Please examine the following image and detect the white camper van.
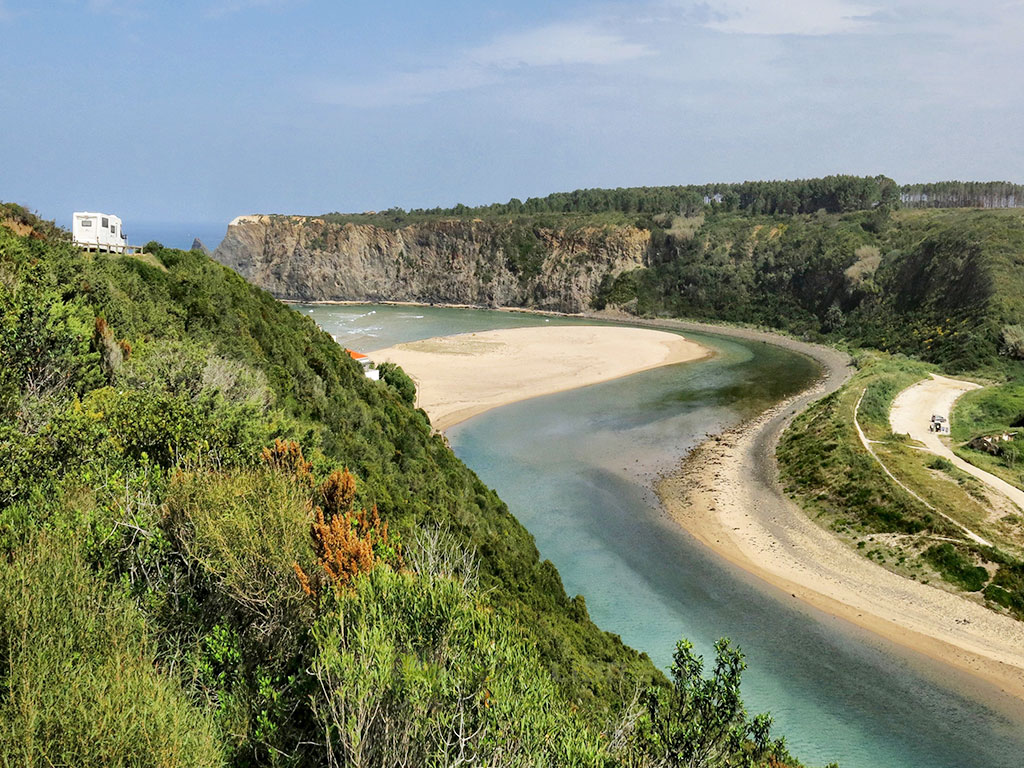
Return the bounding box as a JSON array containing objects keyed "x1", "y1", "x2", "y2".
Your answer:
[{"x1": 73, "y1": 212, "x2": 128, "y2": 252}]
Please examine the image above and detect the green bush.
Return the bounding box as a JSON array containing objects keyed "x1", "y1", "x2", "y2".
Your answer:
[
  {"x1": 377, "y1": 361, "x2": 416, "y2": 406},
  {"x1": 0, "y1": 534, "x2": 223, "y2": 767},
  {"x1": 928, "y1": 456, "x2": 955, "y2": 472},
  {"x1": 310, "y1": 567, "x2": 606, "y2": 767},
  {"x1": 164, "y1": 468, "x2": 316, "y2": 626},
  {"x1": 924, "y1": 543, "x2": 989, "y2": 592}
]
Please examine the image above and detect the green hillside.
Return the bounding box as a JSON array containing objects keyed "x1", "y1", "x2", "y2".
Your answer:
[
  {"x1": 591, "y1": 207, "x2": 1024, "y2": 372},
  {"x1": 0, "y1": 213, "x2": 796, "y2": 766}
]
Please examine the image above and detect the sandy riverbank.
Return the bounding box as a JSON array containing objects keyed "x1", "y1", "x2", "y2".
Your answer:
[
  {"x1": 339, "y1": 300, "x2": 1024, "y2": 702},
  {"x1": 652, "y1": 326, "x2": 1024, "y2": 704},
  {"x1": 370, "y1": 325, "x2": 709, "y2": 431}
]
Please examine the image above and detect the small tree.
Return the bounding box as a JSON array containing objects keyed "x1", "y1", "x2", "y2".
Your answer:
[
  {"x1": 626, "y1": 638, "x2": 787, "y2": 767},
  {"x1": 377, "y1": 362, "x2": 416, "y2": 406}
]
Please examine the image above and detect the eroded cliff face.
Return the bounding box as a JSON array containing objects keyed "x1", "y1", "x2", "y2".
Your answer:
[{"x1": 212, "y1": 215, "x2": 651, "y2": 313}]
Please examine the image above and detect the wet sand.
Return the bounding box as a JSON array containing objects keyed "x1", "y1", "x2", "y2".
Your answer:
[
  {"x1": 646, "y1": 324, "x2": 1024, "y2": 704},
  {"x1": 370, "y1": 325, "x2": 710, "y2": 431}
]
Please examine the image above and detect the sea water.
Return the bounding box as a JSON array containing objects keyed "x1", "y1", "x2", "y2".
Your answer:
[{"x1": 304, "y1": 303, "x2": 1024, "y2": 768}]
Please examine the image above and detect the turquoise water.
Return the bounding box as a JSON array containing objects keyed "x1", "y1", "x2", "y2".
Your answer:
[{"x1": 303, "y1": 304, "x2": 1024, "y2": 768}]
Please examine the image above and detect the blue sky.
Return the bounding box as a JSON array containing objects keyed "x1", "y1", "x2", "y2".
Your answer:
[{"x1": 2, "y1": 0, "x2": 1022, "y2": 229}]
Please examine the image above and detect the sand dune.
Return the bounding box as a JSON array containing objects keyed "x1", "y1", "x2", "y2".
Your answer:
[{"x1": 370, "y1": 325, "x2": 709, "y2": 431}]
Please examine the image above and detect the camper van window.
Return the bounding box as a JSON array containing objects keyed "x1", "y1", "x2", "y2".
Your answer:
[
  {"x1": 81, "y1": 219, "x2": 92, "y2": 227},
  {"x1": 110, "y1": 225, "x2": 116, "y2": 233},
  {"x1": 102, "y1": 217, "x2": 109, "y2": 228}
]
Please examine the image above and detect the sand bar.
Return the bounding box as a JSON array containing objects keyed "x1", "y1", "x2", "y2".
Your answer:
[
  {"x1": 647, "y1": 322, "x2": 1024, "y2": 705},
  {"x1": 370, "y1": 325, "x2": 709, "y2": 431}
]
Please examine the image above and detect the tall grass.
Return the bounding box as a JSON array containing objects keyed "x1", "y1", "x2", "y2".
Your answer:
[{"x1": 0, "y1": 533, "x2": 223, "y2": 767}]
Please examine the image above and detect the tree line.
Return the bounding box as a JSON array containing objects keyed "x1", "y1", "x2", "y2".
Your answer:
[
  {"x1": 327, "y1": 176, "x2": 1024, "y2": 226},
  {"x1": 900, "y1": 181, "x2": 1023, "y2": 209}
]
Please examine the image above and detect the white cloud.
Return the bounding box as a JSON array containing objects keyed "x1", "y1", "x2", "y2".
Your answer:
[
  {"x1": 315, "y1": 21, "x2": 654, "y2": 108},
  {"x1": 467, "y1": 23, "x2": 654, "y2": 68},
  {"x1": 698, "y1": 0, "x2": 878, "y2": 36}
]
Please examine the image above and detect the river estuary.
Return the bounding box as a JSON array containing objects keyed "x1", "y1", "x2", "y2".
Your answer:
[{"x1": 301, "y1": 303, "x2": 1024, "y2": 768}]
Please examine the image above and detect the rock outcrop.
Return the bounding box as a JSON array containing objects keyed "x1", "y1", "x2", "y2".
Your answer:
[{"x1": 212, "y1": 214, "x2": 651, "y2": 313}]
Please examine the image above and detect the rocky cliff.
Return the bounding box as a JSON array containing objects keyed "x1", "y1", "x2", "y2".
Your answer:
[{"x1": 212, "y1": 215, "x2": 651, "y2": 313}]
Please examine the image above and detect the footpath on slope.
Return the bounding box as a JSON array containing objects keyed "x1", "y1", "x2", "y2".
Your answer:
[
  {"x1": 890, "y1": 373, "x2": 1024, "y2": 514},
  {"x1": 854, "y1": 389, "x2": 991, "y2": 546},
  {"x1": 653, "y1": 325, "x2": 1024, "y2": 705}
]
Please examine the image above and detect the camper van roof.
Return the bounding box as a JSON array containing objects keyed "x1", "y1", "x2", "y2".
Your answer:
[{"x1": 74, "y1": 211, "x2": 121, "y2": 220}]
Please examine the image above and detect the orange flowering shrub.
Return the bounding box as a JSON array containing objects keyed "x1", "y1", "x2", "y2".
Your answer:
[
  {"x1": 293, "y1": 468, "x2": 394, "y2": 597},
  {"x1": 319, "y1": 468, "x2": 356, "y2": 519},
  {"x1": 260, "y1": 439, "x2": 314, "y2": 488}
]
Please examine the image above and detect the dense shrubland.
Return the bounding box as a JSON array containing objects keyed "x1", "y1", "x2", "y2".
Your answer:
[
  {"x1": 0, "y1": 218, "x2": 801, "y2": 766},
  {"x1": 591, "y1": 207, "x2": 1024, "y2": 373}
]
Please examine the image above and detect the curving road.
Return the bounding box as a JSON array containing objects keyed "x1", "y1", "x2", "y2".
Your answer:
[{"x1": 890, "y1": 374, "x2": 1024, "y2": 514}]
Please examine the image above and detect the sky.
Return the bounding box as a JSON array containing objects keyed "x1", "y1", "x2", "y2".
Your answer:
[{"x1": 2, "y1": 0, "x2": 1023, "y2": 231}]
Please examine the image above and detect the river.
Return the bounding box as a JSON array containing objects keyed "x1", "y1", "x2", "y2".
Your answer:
[{"x1": 300, "y1": 303, "x2": 1024, "y2": 768}]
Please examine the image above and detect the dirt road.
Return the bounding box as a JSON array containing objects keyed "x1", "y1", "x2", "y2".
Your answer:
[
  {"x1": 890, "y1": 374, "x2": 1024, "y2": 513},
  {"x1": 659, "y1": 345, "x2": 1024, "y2": 703}
]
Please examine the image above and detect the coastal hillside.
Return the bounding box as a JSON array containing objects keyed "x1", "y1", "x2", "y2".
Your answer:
[
  {"x1": 211, "y1": 184, "x2": 1024, "y2": 630},
  {"x1": 0, "y1": 211, "x2": 798, "y2": 766},
  {"x1": 213, "y1": 181, "x2": 1024, "y2": 372}
]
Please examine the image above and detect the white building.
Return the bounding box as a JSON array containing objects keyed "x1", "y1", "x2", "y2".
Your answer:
[
  {"x1": 72, "y1": 212, "x2": 128, "y2": 252},
  {"x1": 348, "y1": 349, "x2": 381, "y2": 380}
]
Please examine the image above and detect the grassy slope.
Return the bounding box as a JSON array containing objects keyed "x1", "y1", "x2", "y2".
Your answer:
[
  {"x1": 0, "y1": 215, "x2": 803, "y2": 766},
  {"x1": 778, "y1": 351, "x2": 1024, "y2": 615}
]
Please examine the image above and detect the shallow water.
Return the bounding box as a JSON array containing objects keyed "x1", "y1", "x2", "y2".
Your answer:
[{"x1": 304, "y1": 303, "x2": 1024, "y2": 768}]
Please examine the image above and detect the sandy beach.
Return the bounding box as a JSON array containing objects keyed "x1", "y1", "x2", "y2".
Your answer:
[
  {"x1": 370, "y1": 325, "x2": 709, "y2": 431},
  {"x1": 368, "y1": 305, "x2": 1024, "y2": 703},
  {"x1": 646, "y1": 322, "x2": 1024, "y2": 705}
]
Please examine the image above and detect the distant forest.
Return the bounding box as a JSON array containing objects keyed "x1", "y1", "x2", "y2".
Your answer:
[
  {"x1": 325, "y1": 176, "x2": 1024, "y2": 222},
  {"x1": 899, "y1": 181, "x2": 1022, "y2": 209}
]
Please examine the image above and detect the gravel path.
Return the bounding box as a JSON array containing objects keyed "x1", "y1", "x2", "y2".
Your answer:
[
  {"x1": 890, "y1": 373, "x2": 1024, "y2": 513},
  {"x1": 655, "y1": 330, "x2": 1024, "y2": 703}
]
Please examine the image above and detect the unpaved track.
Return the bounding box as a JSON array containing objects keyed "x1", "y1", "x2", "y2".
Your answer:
[
  {"x1": 658, "y1": 337, "x2": 1024, "y2": 703},
  {"x1": 856, "y1": 389, "x2": 991, "y2": 546},
  {"x1": 890, "y1": 374, "x2": 1024, "y2": 513}
]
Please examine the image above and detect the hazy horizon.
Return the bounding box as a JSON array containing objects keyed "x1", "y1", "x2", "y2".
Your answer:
[{"x1": 3, "y1": 1, "x2": 1022, "y2": 227}]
